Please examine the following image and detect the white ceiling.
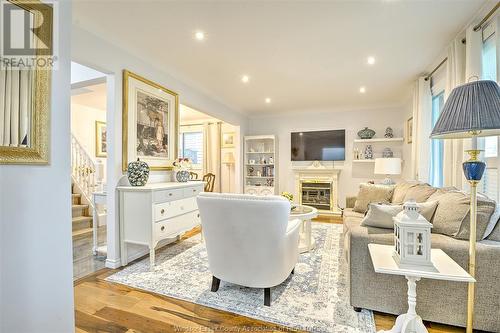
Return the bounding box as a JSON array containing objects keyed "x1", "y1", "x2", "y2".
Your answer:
[
  {"x1": 71, "y1": 83, "x2": 107, "y2": 110},
  {"x1": 73, "y1": 1, "x2": 486, "y2": 115},
  {"x1": 180, "y1": 104, "x2": 220, "y2": 123}
]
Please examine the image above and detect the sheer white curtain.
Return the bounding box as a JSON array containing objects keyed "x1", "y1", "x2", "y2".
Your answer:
[
  {"x1": 203, "y1": 122, "x2": 222, "y2": 192},
  {"x1": 442, "y1": 38, "x2": 466, "y2": 188},
  {"x1": 0, "y1": 66, "x2": 32, "y2": 147},
  {"x1": 410, "y1": 77, "x2": 432, "y2": 182}
]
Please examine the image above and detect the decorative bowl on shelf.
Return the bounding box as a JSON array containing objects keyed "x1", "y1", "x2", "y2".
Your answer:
[{"x1": 357, "y1": 127, "x2": 376, "y2": 139}]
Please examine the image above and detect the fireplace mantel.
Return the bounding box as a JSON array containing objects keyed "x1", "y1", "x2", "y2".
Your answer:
[{"x1": 292, "y1": 162, "x2": 341, "y2": 215}]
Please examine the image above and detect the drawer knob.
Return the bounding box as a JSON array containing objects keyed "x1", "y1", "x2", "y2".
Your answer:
[
  {"x1": 161, "y1": 226, "x2": 165, "y2": 231},
  {"x1": 197, "y1": 213, "x2": 200, "y2": 218},
  {"x1": 169, "y1": 193, "x2": 173, "y2": 196},
  {"x1": 193, "y1": 189, "x2": 196, "y2": 192},
  {"x1": 161, "y1": 209, "x2": 165, "y2": 214}
]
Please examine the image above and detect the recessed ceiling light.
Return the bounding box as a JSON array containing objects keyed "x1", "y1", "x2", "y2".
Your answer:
[
  {"x1": 359, "y1": 86, "x2": 366, "y2": 93},
  {"x1": 194, "y1": 31, "x2": 205, "y2": 41},
  {"x1": 367, "y1": 56, "x2": 376, "y2": 65},
  {"x1": 265, "y1": 97, "x2": 271, "y2": 104},
  {"x1": 241, "y1": 75, "x2": 250, "y2": 83}
]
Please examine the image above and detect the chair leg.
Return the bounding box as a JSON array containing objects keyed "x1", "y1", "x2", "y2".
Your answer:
[
  {"x1": 353, "y1": 307, "x2": 362, "y2": 312},
  {"x1": 211, "y1": 276, "x2": 220, "y2": 292},
  {"x1": 264, "y1": 288, "x2": 271, "y2": 306}
]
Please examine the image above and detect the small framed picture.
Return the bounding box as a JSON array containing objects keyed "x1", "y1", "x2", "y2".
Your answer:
[
  {"x1": 95, "y1": 121, "x2": 107, "y2": 157},
  {"x1": 222, "y1": 132, "x2": 235, "y2": 148},
  {"x1": 406, "y1": 117, "x2": 413, "y2": 144}
]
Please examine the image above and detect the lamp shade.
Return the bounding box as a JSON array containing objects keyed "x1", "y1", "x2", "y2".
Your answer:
[
  {"x1": 430, "y1": 80, "x2": 500, "y2": 139},
  {"x1": 222, "y1": 152, "x2": 235, "y2": 164},
  {"x1": 374, "y1": 158, "x2": 401, "y2": 175}
]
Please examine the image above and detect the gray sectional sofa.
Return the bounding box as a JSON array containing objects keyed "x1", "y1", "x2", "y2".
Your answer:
[{"x1": 343, "y1": 182, "x2": 500, "y2": 332}]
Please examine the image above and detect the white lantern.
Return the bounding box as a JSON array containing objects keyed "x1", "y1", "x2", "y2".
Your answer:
[{"x1": 393, "y1": 200, "x2": 433, "y2": 270}]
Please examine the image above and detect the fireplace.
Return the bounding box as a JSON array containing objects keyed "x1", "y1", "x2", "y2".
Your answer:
[
  {"x1": 300, "y1": 181, "x2": 333, "y2": 211},
  {"x1": 293, "y1": 163, "x2": 341, "y2": 215}
]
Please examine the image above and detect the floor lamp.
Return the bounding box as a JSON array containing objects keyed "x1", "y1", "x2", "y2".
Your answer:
[
  {"x1": 222, "y1": 152, "x2": 235, "y2": 192},
  {"x1": 430, "y1": 80, "x2": 500, "y2": 333}
]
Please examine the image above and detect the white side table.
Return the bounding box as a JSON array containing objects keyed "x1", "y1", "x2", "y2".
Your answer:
[
  {"x1": 368, "y1": 244, "x2": 475, "y2": 333},
  {"x1": 289, "y1": 205, "x2": 318, "y2": 253}
]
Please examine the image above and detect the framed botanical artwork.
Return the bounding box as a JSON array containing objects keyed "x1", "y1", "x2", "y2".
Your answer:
[
  {"x1": 222, "y1": 132, "x2": 236, "y2": 148},
  {"x1": 122, "y1": 70, "x2": 179, "y2": 171},
  {"x1": 406, "y1": 117, "x2": 413, "y2": 144},
  {"x1": 95, "y1": 121, "x2": 107, "y2": 157}
]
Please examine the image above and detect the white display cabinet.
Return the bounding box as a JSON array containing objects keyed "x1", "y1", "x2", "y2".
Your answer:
[{"x1": 244, "y1": 135, "x2": 278, "y2": 195}]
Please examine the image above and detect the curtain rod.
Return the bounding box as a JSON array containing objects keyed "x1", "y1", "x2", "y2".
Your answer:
[
  {"x1": 474, "y1": 2, "x2": 500, "y2": 32},
  {"x1": 424, "y1": 57, "x2": 448, "y2": 81}
]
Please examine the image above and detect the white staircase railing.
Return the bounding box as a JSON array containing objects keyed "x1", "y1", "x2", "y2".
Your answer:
[{"x1": 71, "y1": 133, "x2": 96, "y2": 204}]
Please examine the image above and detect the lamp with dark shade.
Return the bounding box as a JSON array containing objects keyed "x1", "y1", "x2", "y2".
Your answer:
[{"x1": 430, "y1": 79, "x2": 500, "y2": 333}]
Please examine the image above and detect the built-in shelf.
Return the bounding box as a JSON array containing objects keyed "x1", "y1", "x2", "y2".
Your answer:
[
  {"x1": 353, "y1": 137, "x2": 404, "y2": 143},
  {"x1": 246, "y1": 176, "x2": 274, "y2": 179},
  {"x1": 246, "y1": 151, "x2": 275, "y2": 154},
  {"x1": 352, "y1": 159, "x2": 376, "y2": 163},
  {"x1": 246, "y1": 164, "x2": 274, "y2": 166}
]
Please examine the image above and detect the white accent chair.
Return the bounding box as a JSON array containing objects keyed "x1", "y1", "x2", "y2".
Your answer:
[{"x1": 197, "y1": 192, "x2": 301, "y2": 306}]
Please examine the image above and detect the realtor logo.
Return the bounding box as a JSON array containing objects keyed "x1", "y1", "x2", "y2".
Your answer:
[{"x1": 1, "y1": 0, "x2": 57, "y2": 69}]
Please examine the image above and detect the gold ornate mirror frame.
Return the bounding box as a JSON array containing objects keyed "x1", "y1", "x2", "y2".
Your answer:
[{"x1": 0, "y1": 0, "x2": 52, "y2": 164}]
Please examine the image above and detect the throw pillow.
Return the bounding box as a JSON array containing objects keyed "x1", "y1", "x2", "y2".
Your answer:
[
  {"x1": 455, "y1": 193, "x2": 496, "y2": 241},
  {"x1": 486, "y1": 218, "x2": 500, "y2": 241},
  {"x1": 361, "y1": 201, "x2": 439, "y2": 229},
  {"x1": 403, "y1": 183, "x2": 437, "y2": 203},
  {"x1": 361, "y1": 203, "x2": 403, "y2": 229},
  {"x1": 391, "y1": 181, "x2": 418, "y2": 204},
  {"x1": 428, "y1": 190, "x2": 470, "y2": 238},
  {"x1": 353, "y1": 183, "x2": 394, "y2": 214}
]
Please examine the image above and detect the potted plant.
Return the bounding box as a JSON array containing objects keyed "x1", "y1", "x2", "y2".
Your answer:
[
  {"x1": 173, "y1": 157, "x2": 192, "y2": 182},
  {"x1": 281, "y1": 191, "x2": 296, "y2": 210}
]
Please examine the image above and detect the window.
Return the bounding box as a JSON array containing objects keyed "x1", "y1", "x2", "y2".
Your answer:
[
  {"x1": 479, "y1": 24, "x2": 499, "y2": 202},
  {"x1": 179, "y1": 129, "x2": 203, "y2": 169},
  {"x1": 429, "y1": 92, "x2": 444, "y2": 187}
]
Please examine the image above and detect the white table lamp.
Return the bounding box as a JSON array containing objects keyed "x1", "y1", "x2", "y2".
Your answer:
[{"x1": 374, "y1": 158, "x2": 401, "y2": 185}]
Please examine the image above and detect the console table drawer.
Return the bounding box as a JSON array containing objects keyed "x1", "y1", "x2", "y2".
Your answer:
[
  {"x1": 154, "y1": 210, "x2": 200, "y2": 239},
  {"x1": 154, "y1": 197, "x2": 198, "y2": 221},
  {"x1": 154, "y1": 188, "x2": 184, "y2": 203},
  {"x1": 184, "y1": 185, "x2": 203, "y2": 197}
]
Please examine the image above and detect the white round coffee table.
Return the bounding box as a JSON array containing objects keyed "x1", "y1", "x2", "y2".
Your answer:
[{"x1": 289, "y1": 205, "x2": 318, "y2": 253}]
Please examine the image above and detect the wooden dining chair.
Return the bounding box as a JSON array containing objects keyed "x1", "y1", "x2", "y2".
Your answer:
[
  {"x1": 189, "y1": 172, "x2": 198, "y2": 180},
  {"x1": 202, "y1": 173, "x2": 216, "y2": 192}
]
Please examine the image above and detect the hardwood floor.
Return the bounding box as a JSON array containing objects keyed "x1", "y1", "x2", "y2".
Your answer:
[{"x1": 74, "y1": 217, "x2": 467, "y2": 333}]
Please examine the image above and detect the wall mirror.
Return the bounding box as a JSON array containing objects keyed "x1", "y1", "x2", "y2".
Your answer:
[{"x1": 0, "y1": 0, "x2": 52, "y2": 164}]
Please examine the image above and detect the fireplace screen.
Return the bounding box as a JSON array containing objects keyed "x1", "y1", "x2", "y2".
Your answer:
[{"x1": 300, "y1": 182, "x2": 332, "y2": 211}]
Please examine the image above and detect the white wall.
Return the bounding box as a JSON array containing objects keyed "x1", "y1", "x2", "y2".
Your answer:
[
  {"x1": 0, "y1": 1, "x2": 75, "y2": 332},
  {"x1": 72, "y1": 25, "x2": 248, "y2": 267},
  {"x1": 71, "y1": 103, "x2": 107, "y2": 182},
  {"x1": 248, "y1": 107, "x2": 410, "y2": 207}
]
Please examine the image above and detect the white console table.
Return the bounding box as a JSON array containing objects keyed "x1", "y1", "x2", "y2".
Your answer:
[{"x1": 117, "y1": 181, "x2": 204, "y2": 267}]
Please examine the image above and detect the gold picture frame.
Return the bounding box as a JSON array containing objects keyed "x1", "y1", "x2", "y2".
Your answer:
[
  {"x1": 222, "y1": 132, "x2": 236, "y2": 148},
  {"x1": 406, "y1": 117, "x2": 413, "y2": 144},
  {"x1": 95, "y1": 121, "x2": 107, "y2": 157},
  {"x1": 122, "y1": 70, "x2": 179, "y2": 171},
  {"x1": 0, "y1": 0, "x2": 52, "y2": 164}
]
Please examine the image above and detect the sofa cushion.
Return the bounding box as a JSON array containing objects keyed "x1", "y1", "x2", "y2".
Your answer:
[
  {"x1": 391, "y1": 181, "x2": 418, "y2": 204},
  {"x1": 361, "y1": 201, "x2": 439, "y2": 229},
  {"x1": 456, "y1": 194, "x2": 496, "y2": 241},
  {"x1": 353, "y1": 183, "x2": 394, "y2": 214},
  {"x1": 428, "y1": 190, "x2": 470, "y2": 238},
  {"x1": 403, "y1": 183, "x2": 437, "y2": 203}
]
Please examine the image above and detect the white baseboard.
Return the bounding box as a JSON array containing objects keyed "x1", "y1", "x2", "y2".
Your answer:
[{"x1": 105, "y1": 258, "x2": 121, "y2": 269}]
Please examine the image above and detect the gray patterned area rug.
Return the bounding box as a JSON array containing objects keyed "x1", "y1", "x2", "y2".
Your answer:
[{"x1": 107, "y1": 223, "x2": 375, "y2": 333}]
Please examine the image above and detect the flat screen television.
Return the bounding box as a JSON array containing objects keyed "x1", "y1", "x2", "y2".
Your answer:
[{"x1": 291, "y1": 129, "x2": 345, "y2": 161}]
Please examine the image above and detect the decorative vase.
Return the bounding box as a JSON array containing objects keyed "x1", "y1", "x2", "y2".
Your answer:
[
  {"x1": 357, "y1": 127, "x2": 376, "y2": 139},
  {"x1": 364, "y1": 145, "x2": 373, "y2": 159},
  {"x1": 127, "y1": 158, "x2": 149, "y2": 186},
  {"x1": 176, "y1": 170, "x2": 190, "y2": 182},
  {"x1": 384, "y1": 127, "x2": 394, "y2": 138},
  {"x1": 383, "y1": 147, "x2": 394, "y2": 158}
]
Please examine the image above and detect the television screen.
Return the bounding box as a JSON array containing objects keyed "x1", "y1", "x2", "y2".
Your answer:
[{"x1": 291, "y1": 130, "x2": 345, "y2": 161}]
